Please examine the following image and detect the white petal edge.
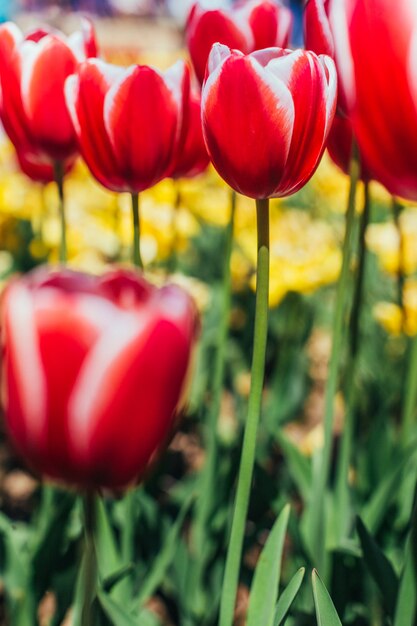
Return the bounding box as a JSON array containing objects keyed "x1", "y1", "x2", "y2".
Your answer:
[
  {"x1": 64, "y1": 74, "x2": 81, "y2": 135},
  {"x1": 201, "y1": 43, "x2": 234, "y2": 111},
  {"x1": 329, "y1": 0, "x2": 355, "y2": 109},
  {"x1": 320, "y1": 54, "x2": 338, "y2": 137},
  {"x1": 4, "y1": 283, "x2": 47, "y2": 448}
]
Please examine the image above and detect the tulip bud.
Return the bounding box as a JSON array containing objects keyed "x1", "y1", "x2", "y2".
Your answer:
[
  {"x1": 1, "y1": 268, "x2": 198, "y2": 490},
  {"x1": 201, "y1": 44, "x2": 337, "y2": 199}
]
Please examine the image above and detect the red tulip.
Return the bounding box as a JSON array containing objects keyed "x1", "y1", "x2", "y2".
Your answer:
[
  {"x1": 170, "y1": 89, "x2": 209, "y2": 179},
  {"x1": 201, "y1": 44, "x2": 337, "y2": 199},
  {"x1": 1, "y1": 268, "x2": 198, "y2": 489},
  {"x1": 186, "y1": 1, "x2": 292, "y2": 84},
  {"x1": 65, "y1": 59, "x2": 190, "y2": 193},
  {"x1": 327, "y1": 115, "x2": 371, "y2": 181},
  {"x1": 329, "y1": 0, "x2": 417, "y2": 201},
  {"x1": 0, "y1": 20, "x2": 97, "y2": 164}
]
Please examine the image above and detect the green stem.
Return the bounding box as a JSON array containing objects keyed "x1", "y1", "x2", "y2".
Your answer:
[
  {"x1": 81, "y1": 492, "x2": 97, "y2": 626},
  {"x1": 131, "y1": 192, "x2": 143, "y2": 269},
  {"x1": 334, "y1": 180, "x2": 371, "y2": 540},
  {"x1": 169, "y1": 182, "x2": 182, "y2": 273},
  {"x1": 309, "y1": 148, "x2": 360, "y2": 574},
  {"x1": 392, "y1": 196, "x2": 405, "y2": 321},
  {"x1": 402, "y1": 337, "x2": 417, "y2": 446},
  {"x1": 219, "y1": 197, "x2": 269, "y2": 626},
  {"x1": 191, "y1": 190, "x2": 236, "y2": 618},
  {"x1": 53, "y1": 161, "x2": 67, "y2": 264}
]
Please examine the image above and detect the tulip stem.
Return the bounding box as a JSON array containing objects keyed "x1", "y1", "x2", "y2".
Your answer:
[
  {"x1": 392, "y1": 196, "x2": 405, "y2": 323},
  {"x1": 219, "y1": 197, "x2": 269, "y2": 626},
  {"x1": 334, "y1": 180, "x2": 371, "y2": 540},
  {"x1": 131, "y1": 192, "x2": 143, "y2": 269},
  {"x1": 81, "y1": 492, "x2": 97, "y2": 626},
  {"x1": 309, "y1": 147, "x2": 360, "y2": 575},
  {"x1": 169, "y1": 182, "x2": 182, "y2": 274},
  {"x1": 53, "y1": 161, "x2": 67, "y2": 264},
  {"x1": 402, "y1": 337, "x2": 417, "y2": 446},
  {"x1": 191, "y1": 189, "x2": 236, "y2": 617}
]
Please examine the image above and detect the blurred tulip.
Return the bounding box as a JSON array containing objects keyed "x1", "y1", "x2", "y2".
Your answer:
[
  {"x1": 15, "y1": 149, "x2": 75, "y2": 184},
  {"x1": 201, "y1": 44, "x2": 337, "y2": 199},
  {"x1": 186, "y1": 0, "x2": 292, "y2": 84},
  {"x1": 170, "y1": 89, "x2": 209, "y2": 179},
  {"x1": 327, "y1": 115, "x2": 371, "y2": 181},
  {"x1": 330, "y1": 0, "x2": 417, "y2": 201},
  {"x1": 65, "y1": 58, "x2": 190, "y2": 193},
  {"x1": 1, "y1": 268, "x2": 198, "y2": 489},
  {"x1": 0, "y1": 20, "x2": 98, "y2": 164}
]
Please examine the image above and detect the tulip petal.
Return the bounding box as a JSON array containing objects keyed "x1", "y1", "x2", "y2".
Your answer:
[
  {"x1": 3, "y1": 283, "x2": 47, "y2": 460},
  {"x1": 65, "y1": 60, "x2": 127, "y2": 191},
  {"x1": 20, "y1": 35, "x2": 78, "y2": 160},
  {"x1": 104, "y1": 65, "x2": 180, "y2": 192},
  {"x1": 304, "y1": 0, "x2": 334, "y2": 57}
]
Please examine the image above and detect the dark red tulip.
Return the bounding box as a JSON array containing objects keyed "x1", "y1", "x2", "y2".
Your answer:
[
  {"x1": 330, "y1": 0, "x2": 417, "y2": 201},
  {"x1": 65, "y1": 59, "x2": 190, "y2": 193},
  {"x1": 170, "y1": 89, "x2": 209, "y2": 179},
  {"x1": 1, "y1": 268, "x2": 198, "y2": 489},
  {"x1": 0, "y1": 20, "x2": 97, "y2": 164},
  {"x1": 327, "y1": 115, "x2": 371, "y2": 181},
  {"x1": 186, "y1": 0, "x2": 292, "y2": 84},
  {"x1": 201, "y1": 44, "x2": 337, "y2": 199}
]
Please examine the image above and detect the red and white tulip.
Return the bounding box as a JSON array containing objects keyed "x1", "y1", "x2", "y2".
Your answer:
[{"x1": 201, "y1": 44, "x2": 337, "y2": 199}]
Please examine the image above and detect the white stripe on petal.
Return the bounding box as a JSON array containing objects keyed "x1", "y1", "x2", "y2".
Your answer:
[
  {"x1": 201, "y1": 43, "x2": 233, "y2": 110},
  {"x1": 5, "y1": 284, "x2": 47, "y2": 447},
  {"x1": 320, "y1": 54, "x2": 338, "y2": 137},
  {"x1": 264, "y1": 48, "x2": 305, "y2": 86},
  {"x1": 67, "y1": 311, "x2": 151, "y2": 459},
  {"x1": 64, "y1": 74, "x2": 81, "y2": 135},
  {"x1": 163, "y1": 60, "x2": 186, "y2": 111},
  {"x1": 67, "y1": 31, "x2": 86, "y2": 63},
  {"x1": 103, "y1": 64, "x2": 136, "y2": 141},
  {"x1": 329, "y1": 0, "x2": 355, "y2": 108},
  {"x1": 20, "y1": 38, "x2": 43, "y2": 117}
]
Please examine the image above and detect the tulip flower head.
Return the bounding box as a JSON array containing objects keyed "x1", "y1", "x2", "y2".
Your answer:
[
  {"x1": 65, "y1": 59, "x2": 190, "y2": 193},
  {"x1": 201, "y1": 44, "x2": 337, "y2": 199},
  {"x1": 330, "y1": 0, "x2": 417, "y2": 201},
  {"x1": 0, "y1": 19, "x2": 97, "y2": 165},
  {"x1": 1, "y1": 268, "x2": 198, "y2": 489},
  {"x1": 186, "y1": 0, "x2": 293, "y2": 84}
]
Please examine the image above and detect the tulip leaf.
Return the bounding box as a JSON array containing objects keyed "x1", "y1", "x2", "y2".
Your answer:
[
  {"x1": 274, "y1": 567, "x2": 305, "y2": 626},
  {"x1": 312, "y1": 570, "x2": 343, "y2": 626},
  {"x1": 361, "y1": 448, "x2": 416, "y2": 534},
  {"x1": 98, "y1": 589, "x2": 161, "y2": 626},
  {"x1": 246, "y1": 504, "x2": 291, "y2": 626},
  {"x1": 275, "y1": 431, "x2": 311, "y2": 502},
  {"x1": 356, "y1": 516, "x2": 398, "y2": 616},
  {"x1": 102, "y1": 563, "x2": 135, "y2": 593},
  {"x1": 393, "y1": 535, "x2": 417, "y2": 626},
  {"x1": 95, "y1": 497, "x2": 122, "y2": 581},
  {"x1": 136, "y1": 493, "x2": 194, "y2": 608}
]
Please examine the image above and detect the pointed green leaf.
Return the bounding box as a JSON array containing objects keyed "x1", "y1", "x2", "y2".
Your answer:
[
  {"x1": 247, "y1": 505, "x2": 291, "y2": 626},
  {"x1": 102, "y1": 563, "x2": 135, "y2": 593},
  {"x1": 98, "y1": 589, "x2": 139, "y2": 626},
  {"x1": 274, "y1": 567, "x2": 305, "y2": 626},
  {"x1": 356, "y1": 516, "x2": 398, "y2": 616},
  {"x1": 95, "y1": 498, "x2": 121, "y2": 580},
  {"x1": 394, "y1": 536, "x2": 417, "y2": 626},
  {"x1": 312, "y1": 570, "x2": 342, "y2": 626},
  {"x1": 275, "y1": 431, "x2": 311, "y2": 502},
  {"x1": 136, "y1": 494, "x2": 194, "y2": 608}
]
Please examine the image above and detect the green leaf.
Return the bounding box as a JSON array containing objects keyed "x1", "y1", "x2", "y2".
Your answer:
[
  {"x1": 247, "y1": 504, "x2": 291, "y2": 626},
  {"x1": 361, "y1": 448, "x2": 416, "y2": 534},
  {"x1": 274, "y1": 567, "x2": 305, "y2": 626},
  {"x1": 102, "y1": 563, "x2": 135, "y2": 593},
  {"x1": 275, "y1": 431, "x2": 311, "y2": 502},
  {"x1": 98, "y1": 589, "x2": 161, "y2": 626},
  {"x1": 356, "y1": 516, "x2": 398, "y2": 616},
  {"x1": 136, "y1": 494, "x2": 193, "y2": 608},
  {"x1": 393, "y1": 536, "x2": 417, "y2": 626},
  {"x1": 312, "y1": 570, "x2": 342, "y2": 626},
  {"x1": 95, "y1": 498, "x2": 122, "y2": 581}
]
